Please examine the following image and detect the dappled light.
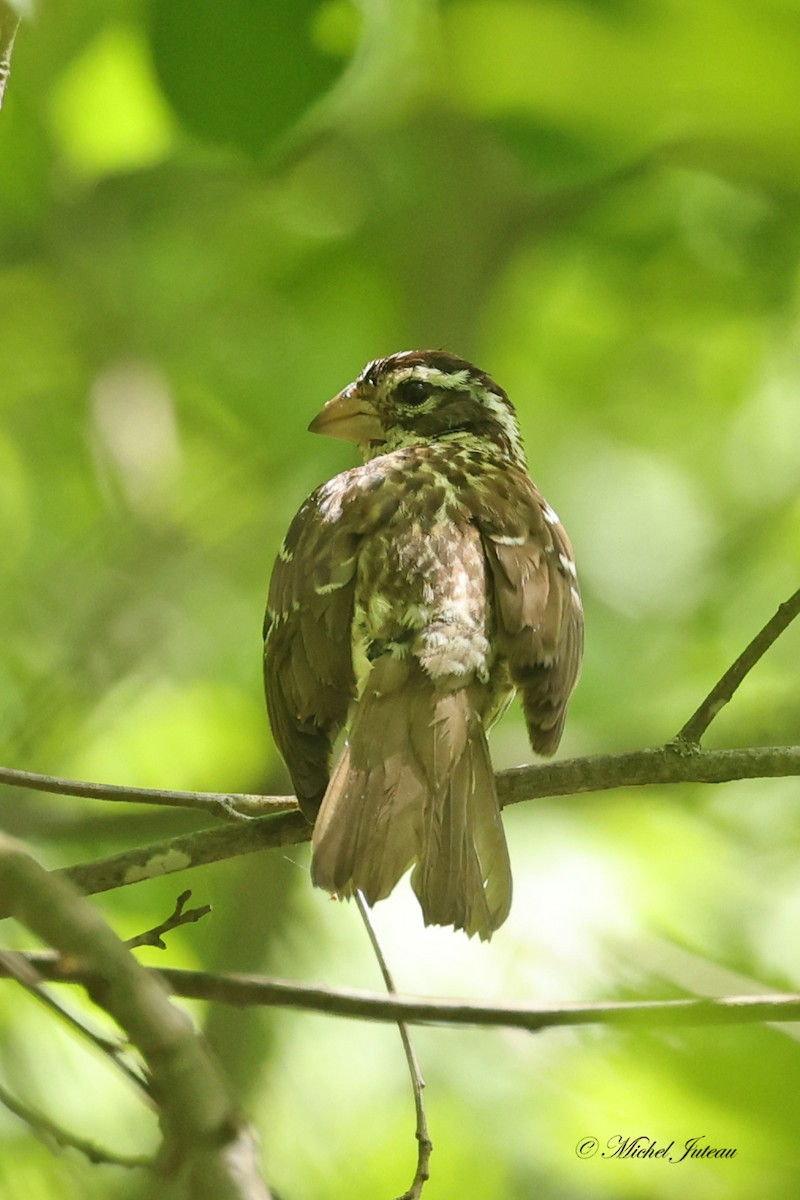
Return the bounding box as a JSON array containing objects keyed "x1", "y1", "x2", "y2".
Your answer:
[{"x1": 1, "y1": 2, "x2": 799, "y2": 1198}]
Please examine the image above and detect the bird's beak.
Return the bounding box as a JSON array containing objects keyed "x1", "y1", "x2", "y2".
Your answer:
[{"x1": 308, "y1": 385, "x2": 384, "y2": 446}]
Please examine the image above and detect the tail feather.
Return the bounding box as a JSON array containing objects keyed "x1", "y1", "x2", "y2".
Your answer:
[
  {"x1": 311, "y1": 656, "x2": 512, "y2": 939},
  {"x1": 411, "y1": 691, "x2": 511, "y2": 939}
]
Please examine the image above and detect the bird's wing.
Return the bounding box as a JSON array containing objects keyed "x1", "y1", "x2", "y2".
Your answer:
[
  {"x1": 264, "y1": 475, "x2": 363, "y2": 817},
  {"x1": 470, "y1": 466, "x2": 584, "y2": 754}
]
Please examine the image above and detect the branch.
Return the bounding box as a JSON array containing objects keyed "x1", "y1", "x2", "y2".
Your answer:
[
  {"x1": 0, "y1": 764, "x2": 292, "y2": 821},
  {"x1": 10, "y1": 954, "x2": 800, "y2": 1032},
  {"x1": 0, "y1": 948, "x2": 150, "y2": 1096},
  {"x1": 0, "y1": 2, "x2": 20, "y2": 111},
  {"x1": 3, "y1": 746, "x2": 799, "y2": 914},
  {"x1": 57, "y1": 808, "x2": 309, "y2": 903},
  {"x1": 0, "y1": 1076, "x2": 150, "y2": 1169},
  {"x1": 126, "y1": 890, "x2": 213, "y2": 950},
  {"x1": 0, "y1": 834, "x2": 272, "y2": 1199},
  {"x1": 356, "y1": 892, "x2": 432, "y2": 1200},
  {"x1": 676, "y1": 585, "x2": 800, "y2": 745},
  {"x1": 0, "y1": 745, "x2": 784, "y2": 912},
  {"x1": 496, "y1": 742, "x2": 800, "y2": 805},
  {"x1": 0, "y1": 588, "x2": 797, "y2": 912}
]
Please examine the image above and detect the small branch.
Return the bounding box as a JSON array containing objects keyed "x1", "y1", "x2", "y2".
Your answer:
[
  {"x1": 0, "y1": 587, "x2": 796, "y2": 914},
  {"x1": 356, "y1": 892, "x2": 432, "y2": 1200},
  {"x1": 0, "y1": 2, "x2": 21, "y2": 111},
  {"x1": 0, "y1": 746, "x2": 792, "y2": 916},
  {"x1": 55, "y1": 808, "x2": 310, "y2": 904},
  {"x1": 126, "y1": 890, "x2": 213, "y2": 950},
  {"x1": 0, "y1": 834, "x2": 272, "y2": 1199},
  {"x1": 0, "y1": 948, "x2": 151, "y2": 1097},
  {"x1": 0, "y1": 763, "x2": 293, "y2": 821},
  {"x1": 495, "y1": 744, "x2": 800, "y2": 807},
  {"x1": 10, "y1": 954, "x2": 800, "y2": 1032},
  {"x1": 0, "y1": 1076, "x2": 150, "y2": 1168},
  {"x1": 0, "y1": 744, "x2": 797, "y2": 834},
  {"x1": 675, "y1": 585, "x2": 800, "y2": 746}
]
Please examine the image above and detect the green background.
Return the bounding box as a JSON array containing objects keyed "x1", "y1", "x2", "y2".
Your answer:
[{"x1": 1, "y1": 1, "x2": 800, "y2": 1197}]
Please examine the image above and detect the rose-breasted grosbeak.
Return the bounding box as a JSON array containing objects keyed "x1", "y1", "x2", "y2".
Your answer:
[{"x1": 264, "y1": 350, "x2": 583, "y2": 939}]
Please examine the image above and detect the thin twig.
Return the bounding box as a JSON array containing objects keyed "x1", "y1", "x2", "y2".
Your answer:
[
  {"x1": 1, "y1": 588, "x2": 798, "y2": 826},
  {"x1": 675, "y1": 585, "x2": 800, "y2": 746},
  {"x1": 126, "y1": 890, "x2": 212, "y2": 950},
  {"x1": 9, "y1": 953, "x2": 800, "y2": 1032},
  {"x1": 0, "y1": 589, "x2": 796, "y2": 915},
  {"x1": 0, "y1": 764, "x2": 293, "y2": 821},
  {"x1": 0, "y1": 949, "x2": 151, "y2": 1098},
  {"x1": 0, "y1": 834, "x2": 271, "y2": 1198},
  {"x1": 0, "y1": 744, "x2": 787, "y2": 914},
  {"x1": 356, "y1": 892, "x2": 432, "y2": 1200},
  {"x1": 0, "y1": 2, "x2": 21, "y2": 111},
  {"x1": 51, "y1": 807, "x2": 309, "y2": 907},
  {"x1": 0, "y1": 1075, "x2": 151, "y2": 1168},
  {"x1": 1, "y1": 743, "x2": 799, "y2": 835}
]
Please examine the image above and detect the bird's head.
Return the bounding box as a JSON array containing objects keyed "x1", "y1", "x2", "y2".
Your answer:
[{"x1": 309, "y1": 350, "x2": 527, "y2": 468}]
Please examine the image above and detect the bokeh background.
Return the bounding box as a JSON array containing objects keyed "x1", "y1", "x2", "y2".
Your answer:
[{"x1": 1, "y1": 1, "x2": 800, "y2": 1197}]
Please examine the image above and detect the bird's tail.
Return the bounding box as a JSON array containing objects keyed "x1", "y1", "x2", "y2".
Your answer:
[{"x1": 310, "y1": 656, "x2": 512, "y2": 940}]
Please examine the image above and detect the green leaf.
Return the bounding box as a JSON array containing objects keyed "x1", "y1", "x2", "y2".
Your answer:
[{"x1": 146, "y1": 0, "x2": 357, "y2": 156}]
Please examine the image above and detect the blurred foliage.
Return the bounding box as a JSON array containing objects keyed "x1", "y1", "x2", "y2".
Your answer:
[{"x1": 0, "y1": 0, "x2": 799, "y2": 1197}]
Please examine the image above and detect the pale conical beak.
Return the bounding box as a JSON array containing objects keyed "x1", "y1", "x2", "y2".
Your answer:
[{"x1": 308, "y1": 385, "x2": 384, "y2": 446}]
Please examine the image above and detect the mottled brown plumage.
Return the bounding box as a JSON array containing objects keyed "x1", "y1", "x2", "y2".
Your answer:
[{"x1": 264, "y1": 350, "x2": 583, "y2": 939}]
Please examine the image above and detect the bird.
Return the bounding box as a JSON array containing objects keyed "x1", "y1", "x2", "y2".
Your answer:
[{"x1": 263, "y1": 350, "x2": 583, "y2": 940}]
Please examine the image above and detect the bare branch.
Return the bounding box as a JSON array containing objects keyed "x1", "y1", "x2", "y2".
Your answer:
[
  {"x1": 497, "y1": 743, "x2": 800, "y2": 806},
  {"x1": 0, "y1": 834, "x2": 272, "y2": 1199},
  {"x1": 0, "y1": 746, "x2": 796, "y2": 916},
  {"x1": 126, "y1": 890, "x2": 213, "y2": 950},
  {"x1": 356, "y1": 892, "x2": 432, "y2": 1200},
  {"x1": 0, "y1": 587, "x2": 797, "y2": 917},
  {"x1": 54, "y1": 808, "x2": 309, "y2": 904},
  {"x1": 10, "y1": 953, "x2": 800, "y2": 1033},
  {"x1": 0, "y1": 2, "x2": 20, "y2": 111},
  {"x1": 0, "y1": 763, "x2": 293, "y2": 821},
  {"x1": 1, "y1": 579, "x2": 798, "y2": 830},
  {"x1": 0, "y1": 948, "x2": 151, "y2": 1096},
  {"x1": 0, "y1": 745, "x2": 786, "y2": 913},
  {"x1": 0, "y1": 1075, "x2": 150, "y2": 1168},
  {"x1": 1, "y1": 744, "x2": 798, "y2": 852},
  {"x1": 675, "y1": 585, "x2": 800, "y2": 745}
]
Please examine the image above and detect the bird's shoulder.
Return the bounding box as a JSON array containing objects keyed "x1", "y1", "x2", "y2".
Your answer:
[{"x1": 264, "y1": 457, "x2": 408, "y2": 636}]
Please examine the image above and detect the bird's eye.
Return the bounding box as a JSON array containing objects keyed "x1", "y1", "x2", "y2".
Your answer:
[{"x1": 394, "y1": 378, "x2": 432, "y2": 408}]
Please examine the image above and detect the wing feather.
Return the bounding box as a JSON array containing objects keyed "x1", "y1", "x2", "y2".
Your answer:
[
  {"x1": 470, "y1": 468, "x2": 584, "y2": 755},
  {"x1": 264, "y1": 483, "x2": 361, "y2": 818}
]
